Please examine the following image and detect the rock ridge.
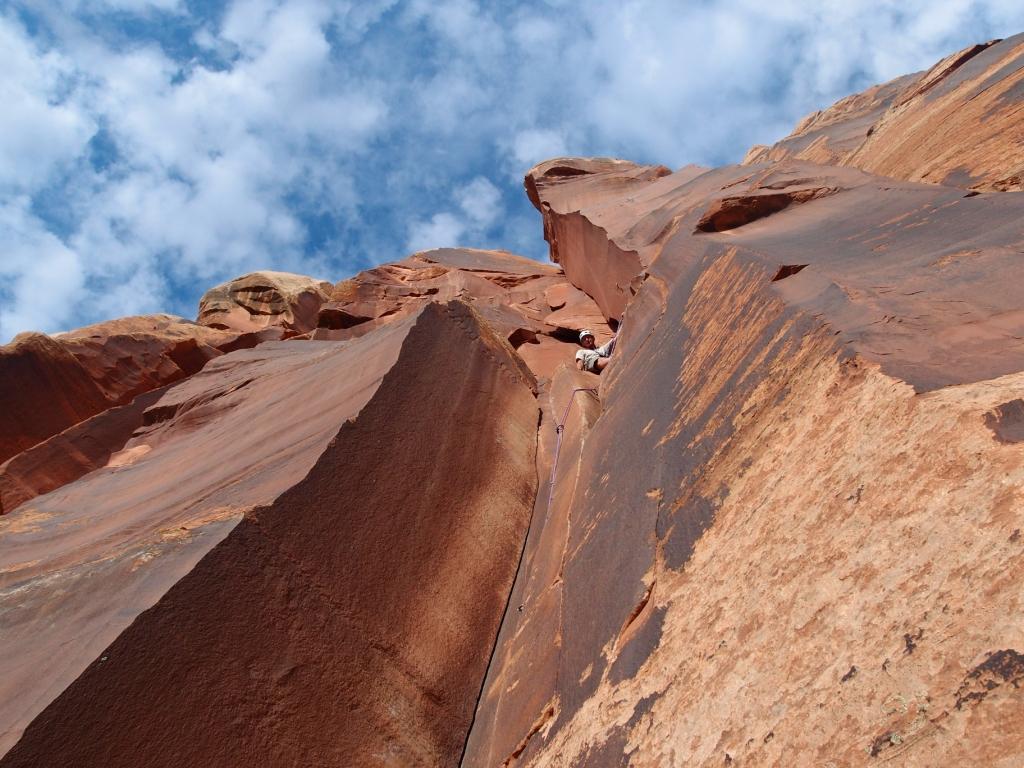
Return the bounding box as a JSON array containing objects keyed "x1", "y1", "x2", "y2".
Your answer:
[{"x1": 0, "y1": 300, "x2": 539, "y2": 767}]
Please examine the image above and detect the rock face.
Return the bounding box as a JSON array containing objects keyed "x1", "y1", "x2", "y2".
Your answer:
[
  {"x1": 0, "y1": 386, "x2": 169, "y2": 514},
  {"x1": 197, "y1": 270, "x2": 333, "y2": 334},
  {"x1": 0, "y1": 314, "x2": 273, "y2": 471},
  {"x1": 316, "y1": 247, "x2": 614, "y2": 378},
  {"x1": 461, "y1": 65, "x2": 1024, "y2": 766},
  {"x1": 2, "y1": 33, "x2": 1024, "y2": 768},
  {"x1": 745, "y1": 33, "x2": 1024, "y2": 191},
  {"x1": 0, "y1": 301, "x2": 538, "y2": 767},
  {"x1": 0, "y1": 332, "x2": 111, "y2": 465}
]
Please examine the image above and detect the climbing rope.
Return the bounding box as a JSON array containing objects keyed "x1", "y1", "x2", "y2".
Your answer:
[{"x1": 546, "y1": 387, "x2": 598, "y2": 514}]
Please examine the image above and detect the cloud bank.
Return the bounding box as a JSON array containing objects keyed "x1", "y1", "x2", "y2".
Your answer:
[{"x1": 2, "y1": 0, "x2": 1023, "y2": 339}]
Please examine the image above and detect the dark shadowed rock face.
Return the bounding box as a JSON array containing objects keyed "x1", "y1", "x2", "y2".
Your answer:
[
  {"x1": 0, "y1": 254, "x2": 596, "y2": 519},
  {"x1": 0, "y1": 314, "x2": 277, "y2": 472},
  {"x1": 0, "y1": 332, "x2": 110, "y2": 465},
  {"x1": 0, "y1": 302, "x2": 539, "y2": 767},
  {"x1": 0, "y1": 386, "x2": 169, "y2": 514}
]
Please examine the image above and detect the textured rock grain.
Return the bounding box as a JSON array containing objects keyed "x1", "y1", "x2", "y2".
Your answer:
[
  {"x1": 469, "y1": 77, "x2": 1024, "y2": 762},
  {"x1": 316, "y1": 247, "x2": 610, "y2": 379}
]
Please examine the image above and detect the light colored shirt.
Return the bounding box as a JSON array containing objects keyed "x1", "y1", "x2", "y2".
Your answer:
[{"x1": 575, "y1": 338, "x2": 614, "y2": 371}]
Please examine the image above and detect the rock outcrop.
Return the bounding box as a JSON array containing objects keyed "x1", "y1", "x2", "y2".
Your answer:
[
  {"x1": 462, "y1": 88, "x2": 1024, "y2": 768},
  {"x1": 2, "y1": 33, "x2": 1024, "y2": 768},
  {"x1": 316, "y1": 247, "x2": 614, "y2": 378},
  {"x1": 0, "y1": 332, "x2": 112, "y2": 464},
  {"x1": 0, "y1": 385, "x2": 169, "y2": 514},
  {"x1": 197, "y1": 271, "x2": 333, "y2": 334},
  {"x1": 0, "y1": 314, "x2": 275, "y2": 470},
  {"x1": 744, "y1": 33, "x2": 1024, "y2": 191}
]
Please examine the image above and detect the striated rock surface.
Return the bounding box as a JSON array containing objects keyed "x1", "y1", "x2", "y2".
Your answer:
[
  {"x1": 57, "y1": 313, "x2": 271, "y2": 404},
  {"x1": 0, "y1": 314, "x2": 277, "y2": 470},
  {"x1": 0, "y1": 301, "x2": 538, "y2": 766},
  {"x1": 466, "y1": 41, "x2": 1024, "y2": 762},
  {"x1": 0, "y1": 333, "x2": 111, "y2": 465},
  {"x1": 525, "y1": 158, "x2": 1024, "y2": 391},
  {"x1": 745, "y1": 34, "x2": 1024, "y2": 191},
  {"x1": 0, "y1": 386, "x2": 169, "y2": 514},
  {"x1": 198, "y1": 270, "x2": 333, "y2": 334}
]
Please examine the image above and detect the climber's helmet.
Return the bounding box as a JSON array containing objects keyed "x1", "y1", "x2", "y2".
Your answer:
[{"x1": 579, "y1": 329, "x2": 596, "y2": 347}]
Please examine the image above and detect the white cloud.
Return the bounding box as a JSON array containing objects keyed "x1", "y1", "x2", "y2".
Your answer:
[
  {"x1": 456, "y1": 176, "x2": 501, "y2": 228},
  {"x1": 512, "y1": 129, "x2": 569, "y2": 168},
  {"x1": 406, "y1": 212, "x2": 466, "y2": 252},
  {"x1": 407, "y1": 175, "x2": 504, "y2": 251},
  {"x1": 3, "y1": 0, "x2": 1024, "y2": 340},
  {"x1": 0, "y1": 197, "x2": 86, "y2": 338},
  {"x1": 0, "y1": 17, "x2": 96, "y2": 192}
]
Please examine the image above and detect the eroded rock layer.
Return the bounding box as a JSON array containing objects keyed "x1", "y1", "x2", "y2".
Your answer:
[
  {"x1": 0, "y1": 314, "x2": 278, "y2": 469},
  {"x1": 316, "y1": 247, "x2": 614, "y2": 375},
  {"x1": 197, "y1": 270, "x2": 333, "y2": 334}
]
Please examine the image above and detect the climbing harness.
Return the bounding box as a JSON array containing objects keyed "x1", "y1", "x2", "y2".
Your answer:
[{"x1": 546, "y1": 387, "x2": 598, "y2": 514}]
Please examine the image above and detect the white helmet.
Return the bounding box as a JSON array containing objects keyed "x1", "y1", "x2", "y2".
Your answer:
[{"x1": 579, "y1": 329, "x2": 595, "y2": 342}]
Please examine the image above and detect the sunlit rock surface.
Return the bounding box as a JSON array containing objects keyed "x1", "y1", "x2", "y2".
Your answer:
[
  {"x1": 197, "y1": 270, "x2": 333, "y2": 334},
  {"x1": 465, "y1": 60, "x2": 1024, "y2": 768},
  {"x1": 316, "y1": 247, "x2": 613, "y2": 378},
  {"x1": 745, "y1": 33, "x2": 1024, "y2": 192}
]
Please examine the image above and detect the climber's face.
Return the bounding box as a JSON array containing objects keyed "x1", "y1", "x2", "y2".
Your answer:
[{"x1": 580, "y1": 335, "x2": 596, "y2": 349}]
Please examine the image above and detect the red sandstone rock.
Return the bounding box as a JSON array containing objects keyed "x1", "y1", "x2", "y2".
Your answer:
[
  {"x1": 0, "y1": 315, "x2": 283, "y2": 510},
  {"x1": 526, "y1": 156, "x2": 1024, "y2": 391},
  {"x1": 5, "y1": 33, "x2": 1024, "y2": 768},
  {"x1": 466, "y1": 37, "x2": 1024, "y2": 764},
  {"x1": 745, "y1": 34, "x2": 1024, "y2": 191},
  {"x1": 0, "y1": 332, "x2": 110, "y2": 464},
  {"x1": 57, "y1": 313, "x2": 264, "y2": 404},
  {"x1": 197, "y1": 270, "x2": 332, "y2": 333},
  {"x1": 468, "y1": 156, "x2": 1024, "y2": 768},
  {"x1": 0, "y1": 386, "x2": 169, "y2": 514},
  {"x1": 315, "y1": 247, "x2": 605, "y2": 379},
  {"x1": 0, "y1": 301, "x2": 538, "y2": 767}
]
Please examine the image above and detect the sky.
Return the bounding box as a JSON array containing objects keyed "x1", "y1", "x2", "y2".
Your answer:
[{"x1": 3, "y1": 0, "x2": 1024, "y2": 341}]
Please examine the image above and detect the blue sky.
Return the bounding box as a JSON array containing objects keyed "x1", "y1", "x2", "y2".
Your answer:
[{"x1": 3, "y1": 0, "x2": 1024, "y2": 341}]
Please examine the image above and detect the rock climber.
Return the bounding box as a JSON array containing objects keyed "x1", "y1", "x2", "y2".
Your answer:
[{"x1": 575, "y1": 329, "x2": 616, "y2": 373}]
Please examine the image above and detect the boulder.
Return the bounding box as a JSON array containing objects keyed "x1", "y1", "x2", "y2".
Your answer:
[{"x1": 197, "y1": 271, "x2": 332, "y2": 334}]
